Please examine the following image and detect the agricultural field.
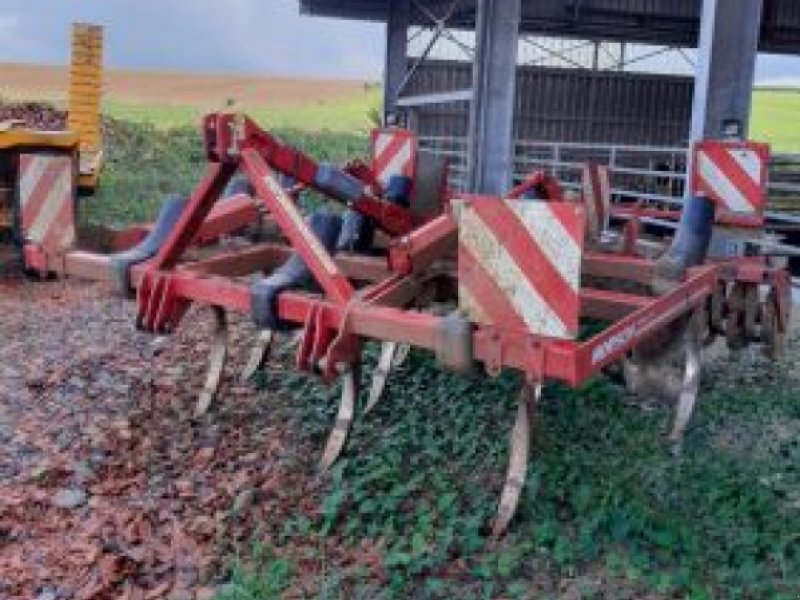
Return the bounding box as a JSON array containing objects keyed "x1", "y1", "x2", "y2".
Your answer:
[
  {"x1": 752, "y1": 89, "x2": 800, "y2": 152},
  {"x1": 0, "y1": 62, "x2": 380, "y2": 133},
  {"x1": 1, "y1": 66, "x2": 800, "y2": 599}
]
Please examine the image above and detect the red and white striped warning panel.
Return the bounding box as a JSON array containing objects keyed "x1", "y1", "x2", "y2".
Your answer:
[
  {"x1": 370, "y1": 128, "x2": 417, "y2": 189},
  {"x1": 692, "y1": 141, "x2": 770, "y2": 226},
  {"x1": 581, "y1": 163, "x2": 611, "y2": 242},
  {"x1": 454, "y1": 198, "x2": 585, "y2": 340},
  {"x1": 19, "y1": 153, "x2": 76, "y2": 254}
]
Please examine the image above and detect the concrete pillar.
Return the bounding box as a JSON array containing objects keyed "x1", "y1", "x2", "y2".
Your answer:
[
  {"x1": 384, "y1": 0, "x2": 410, "y2": 120},
  {"x1": 690, "y1": 0, "x2": 763, "y2": 141},
  {"x1": 467, "y1": 0, "x2": 521, "y2": 194}
]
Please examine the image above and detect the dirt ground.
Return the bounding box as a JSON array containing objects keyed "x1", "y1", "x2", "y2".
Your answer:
[
  {"x1": 0, "y1": 277, "x2": 357, "y2": 599},
  {"x1": 0, "y1": 62, "x2": 368, "y2": 108}
]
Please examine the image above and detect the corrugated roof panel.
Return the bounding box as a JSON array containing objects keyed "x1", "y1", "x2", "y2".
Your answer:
[{"x1": 298, "y1": 0, "x2": 800, "y2": 53}]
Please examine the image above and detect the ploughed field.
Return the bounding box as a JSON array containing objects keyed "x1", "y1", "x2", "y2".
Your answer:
[
  {"x1": 0, "y1": 62, "x2": 368, "y2": 109},
  {"x1": 0, "y1": 63, "x2": 379, "y2": 133}
]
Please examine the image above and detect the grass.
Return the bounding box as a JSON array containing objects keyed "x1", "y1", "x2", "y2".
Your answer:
[
  {"x1": 103, "y1": 87, "x2": 381, "y2": 133},
  {"x1": 78, "y1": 90, "x2": 379, "y2": 226},
  {"x1": 79, "y1": 119, "x2": 368, "y2": 227},
  {"x1": 103, "y1": 88, "x2": 800, "y2": 153},
  {"x1": 751, "y1": 89, "x2": 800, "y2": 153}
]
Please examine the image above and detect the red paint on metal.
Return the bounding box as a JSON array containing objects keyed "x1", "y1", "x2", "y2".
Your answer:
[
  {"x1": 507, "y1": 171, "x2": 563, "y2": 201},
  {"x1": 20, "y1": 159, "x2": 66, "y2": 229},
  {"x1": 370, "y1": 128, "x2": 417, "y2": 188},
  {"x1": 470, "y1": 200, "x2": 579, "y2": 331},
  {"x1": 242, "y1": 149, "x2": 354, "y2": 305},
  {"x1": 388, "y1": 213, "x2": 457, "y2": 275},
  {"x1": 458, "y1": 247, "x2": 528, "y2": 330},
  {"x1": 692, "y1": 140, "x2": 770, "y2": 228}
]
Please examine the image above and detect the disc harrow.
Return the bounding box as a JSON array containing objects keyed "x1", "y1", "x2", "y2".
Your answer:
[{"x1": 23, "y1": 112, "x2": 792, "y2": 535}]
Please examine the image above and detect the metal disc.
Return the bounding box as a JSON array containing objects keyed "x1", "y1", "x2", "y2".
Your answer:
[
  {"x1": 726, "y1": 283, "x2": 746, "y2": 350},
  {"x1": 241, "y1": 329, "x2": 275, "y2": 381},
  {"x1": 709, "y1": 281, "x2": 726, "y2": 335},
  {"x1": 364, "y1": 341, "x2": 398, "y2": 414},
  {"x1": 743, "y1": 283, "x2": 760, "y2": 343},
  {"x1": 492, "y1": 383, "x2": 540, "y2": 537},
  {"x1": 320, "y1": 364, "x2": 360, "y2": 472},
  {"x1": 622, "y1": 321, "x2": 686, "y2": 400},
  {"x1": 195, "y1": 306, "x2": 228, "y2": 418},
  {"x1": 762, "y1": 290, "x2": 787, "y2": 360}
]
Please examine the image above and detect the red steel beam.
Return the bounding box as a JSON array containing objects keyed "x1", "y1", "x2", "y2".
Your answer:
[
  {"x1": 180, "y1": 242, "x2": 391, "y2": 282},
  {"x1": 583, "y1": 252, "x2": 655, "y2": 284},
  {"x1": 388, "y1": 213, "x2": 457, "y2": 274},
  {"x1": 576, "y1": 265, "x2": 717, "y2": 378},
  {"x1": 150, "y1": 162, "x2": 236, "y2": 270},
  {"x1": 193, "y1": 194, "x2": 261, "y2": 245},
  {"x1": 580, "y1": 288, "x2": 651, "y2": 321},
  {"x1": 242, "y1": 149, "x2": 354, "y2": 304},
  {"x1": 123, "y1": 261, "x2": 714, "y2": 389}
]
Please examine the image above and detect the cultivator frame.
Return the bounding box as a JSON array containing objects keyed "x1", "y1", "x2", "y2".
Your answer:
[
  {"x1": 38, "y1": 112, "x2": 740, "y2": 534},
  {"x1": 600, "y1": 139, "x2": 794, "y2": 359}
]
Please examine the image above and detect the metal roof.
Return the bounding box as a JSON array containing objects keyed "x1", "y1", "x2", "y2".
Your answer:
[{"x1": 298, "y1": 0, "x2": 800, "y2": 54}]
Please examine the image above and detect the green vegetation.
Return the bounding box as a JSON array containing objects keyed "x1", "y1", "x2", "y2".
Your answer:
[
  {"x1": 81, "y1": 119, "x2": 367, "y2": 226},
  {"x1": 81, "y1": 90, "x2": 380, "y2": 226},
  {"x1": 219, "y1": 343, "x2": 800, "y2": 599},
  {"x1": 105, "y1": 87, "x2": 800, "y2": 151},
  {"x1": 751, "y1": 89, "x2": 800, "y2": 152},
  {"x1": 104, "y1": 88, "x2": 381, "y2": 133},
  {"x1": 82, "y1": 87, "x2": 800, "y2": 230}
]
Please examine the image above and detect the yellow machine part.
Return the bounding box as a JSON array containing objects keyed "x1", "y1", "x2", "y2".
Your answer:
[
  {"x1": 0, "y1": 21, "x2": 103, "y2": 254},
  {"x1": 68, "y1": 23, "x2": 104, "y2": 190},
  {"x1": 0, "y1": 129, "x2": 79, "y2": 151}
]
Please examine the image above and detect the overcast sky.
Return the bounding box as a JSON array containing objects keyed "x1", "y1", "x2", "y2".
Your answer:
[
  {"x1": 0, "y1": 0, "x2": 798, "y2": 84},
  {"x1": 0, "y1": 0, "x2": 385, "y2": 79}
]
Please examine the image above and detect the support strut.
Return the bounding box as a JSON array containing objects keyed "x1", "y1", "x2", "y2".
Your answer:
[
  {"x1": 365, "y1": 341, "x2": 400, "y2": 414},
  {"x1": 623, "y1": 314, "x2": 703, "y2": 441},
  {"x1": 670, "y1": 315, "x2": 702, "y2": 441},
  {"x1": 242, "y1": 329, "x2": 275, "y2": 381},
  {"x1": 320, "y1": 363, "x2": 361, "y2": 471},
  {"x1": 492, "y1": 382, "x2": 541, "y2": 536},
  {"x1": 195, "y1": 306, "x2": 229, "y2": 417}
]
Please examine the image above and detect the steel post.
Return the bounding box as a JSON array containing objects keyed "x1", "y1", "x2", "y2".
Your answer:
[
  {"x1": 690, "y1": 0, "x2": 764, "y2": 142},
  {"x1": 384, "y1": 0, "x2": 411, "y2": 121},
  {"x1": 467, "y1": 0, "x2": 521, "y2": 195}
]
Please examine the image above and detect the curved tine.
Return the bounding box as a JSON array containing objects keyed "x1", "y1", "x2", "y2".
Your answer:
[
  {"x1": 286, "y1": 331, "x2": 304, "y2": 352},
  {"x1": 195, "y1": 307, "x2": 229, "y2": 418},
  {"x1": 320, "y1": 364, "x2": 360, "y2": 472},
  {"x1": 669, "y1": 317, "x2": 702, "y2": 442},
  {"x1": 492, "y1": 383, "x2": 541, "y2": 537},
  {"x1": 241, "y1": 329, "x2": 275, "y2": 381},
  {"x1": 391, "y1": 343, "x2": 412, "y2": 369},
  {"x1": 364, "y1": 341, "x2": 399, "y2": 415}
]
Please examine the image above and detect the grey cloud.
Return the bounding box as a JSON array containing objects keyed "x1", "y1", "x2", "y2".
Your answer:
[
  {"x1": 1, "y1": 1, "x2": 798, "y2": 84},
  {"x1": 0, "y1": 0, "x2": 384, "y2": 78}
]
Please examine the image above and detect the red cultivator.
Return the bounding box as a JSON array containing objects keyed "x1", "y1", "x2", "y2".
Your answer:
[
  {"x1": 23, "y1": 113, "x2": 789, "y2": 534},
  {"x1": 580, "y1": 140, "x2": 793, "y2": 361}
]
